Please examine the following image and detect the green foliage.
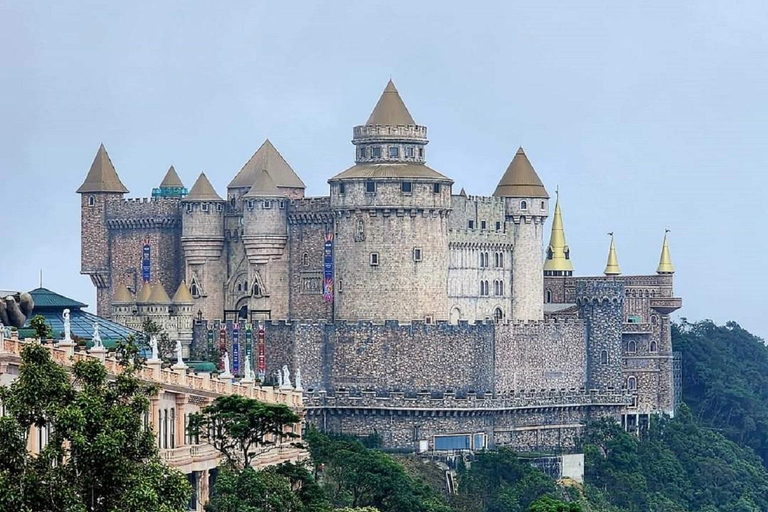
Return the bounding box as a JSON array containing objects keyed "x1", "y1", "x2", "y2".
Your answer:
[
  {"x1": 580, "y1": 411, "x2": 768, "y2": 512},
  {"x1": 672, "y1": 319, "x2": 768, "y2": 465},
  {"x1": 142, "y1": 318, "x2": 175, "y2": 361},
  {"x1": 0, "y1": 343, "x2": 191, "y2": 512},
  {"x1": 29, "y1": 314, "x2": 52, "y2": 340},
  {"x1": 187, "y1": 394, "x2": 301, "y2": 471},
  {"x1": 526, "y1": 496, "x2": 583, "y2": 512}
]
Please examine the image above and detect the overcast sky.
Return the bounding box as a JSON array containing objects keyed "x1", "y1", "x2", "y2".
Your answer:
[{"x1": 1, "y1": 1, "x2": 765, "y2": 339}]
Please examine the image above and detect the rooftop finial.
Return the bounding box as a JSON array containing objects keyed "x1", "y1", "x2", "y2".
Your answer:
[
  {"x1": 604, "y1": 232, "x2": 621, "y2": 276},
  {"x1": 656, "y1": 229, "x2": 675, "y2": 274}
]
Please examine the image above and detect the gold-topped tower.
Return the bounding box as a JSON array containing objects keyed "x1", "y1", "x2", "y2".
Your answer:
[
  {"x1": 656, "y1": 229, "x2": 675, "y2": 274},
  {"x1": 604, "y1": 233, "x2": 621, "y2": 276},
  {"x1": 543, "y1": 189, "x2": 573, "y2": 276}
]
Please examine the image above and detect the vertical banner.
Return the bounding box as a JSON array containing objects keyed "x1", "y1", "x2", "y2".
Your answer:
[
  {"x1": 245, "y1": 324, "x2": 253, "y2": 362},
  {"x1": 232, "y1": 323, "x2": 240, "y2": 375},
  {"x1": 207, "y1": 328, "x2": 214, "y2": 360},
  {"x1": 141, "y1": 238, "x2": 151, "y2": 282},
  {"x1": 218, "y1": 325, "x2": 227, "y2": 371},
  {"x1": 257, "y1": 323, "x2": 266, "y2": 382},
  {"x1": 323, "y1": 232, "x2": 334, "y2": 303}
]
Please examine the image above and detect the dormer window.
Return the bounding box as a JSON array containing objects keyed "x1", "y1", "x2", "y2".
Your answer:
[
  {"x1": 366, "y1": 181, "x2": 376, "y2": 194},
  {"x1": 401, "y1": 181, "x2": 412, "y2": 193},
  {"x1": 389, "y1": 146, "x2": 399, "y2": 158},
  {"x1": 372, "y1": 146, "x2": 382, "y2": 158}
]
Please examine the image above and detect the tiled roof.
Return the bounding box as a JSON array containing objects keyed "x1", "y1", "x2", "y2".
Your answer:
[{"x1": 28, "y1": 287, "x2": 88, "y2": 309}]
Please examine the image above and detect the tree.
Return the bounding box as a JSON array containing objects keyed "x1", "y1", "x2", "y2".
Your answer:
[
  {"x1": 187, "y1": 394, "x2": 301, "y2": 471},
  {"x1": 29, "y1": 314, "x2": 52, "y2": 341},
  {"x1": 142, "y1": 318, "x2": 175, "y2": 361},
  {"x1": 0, "y1": 342, "x2": 191, "y2": 512},
  {"x1": 527, "y1": 496, "x2": 583, "y2": 512}
]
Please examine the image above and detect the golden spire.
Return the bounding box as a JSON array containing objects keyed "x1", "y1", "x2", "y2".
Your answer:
[
  {"x1": 656, "y1": 229, "x2": 675, "y2": 274},
  {"x1": 604, "y1": 232, "x2": 621, "y2": 276},
  {"x1": 543, "y1": 188, "x2": 574, "y2": 276}
]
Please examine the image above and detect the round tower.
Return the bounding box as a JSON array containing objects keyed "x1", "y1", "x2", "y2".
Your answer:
[
  {"x1": 494, "y1": 147, "x2": 549, "y2": 322},
  {"x1": 181, "y1": 172, "x2": 226, "y2": 320},
  {"x1": 577, "y1": 280, "x2": 624, "y2": 390},
  {"x1": 241, "y1": 169, "x2": 290, "y2": 319},
  {"x1": 111, "y1": 284, "x2": 135, "y2": 326},
  {"x1": 329, "y1": 80, "x2": 452, "y2": 322}
]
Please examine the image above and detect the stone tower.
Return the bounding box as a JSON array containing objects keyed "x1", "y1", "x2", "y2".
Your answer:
[
  {"x1": 577, "y1": 280, "x2": 625, "y2": 390},
  {"x1": 329, "y1": 80, "x2": 453, "y2": 321},
  {"x1": 77, "y1": 144, "x2": 130, "y2": 317},
  {"x1": 181, "y1": 173, "x2": 226, "y2": 320},
  {"x1": 242, "y1": 170, "x2": 290, "y2": 319},
  {"x1": 493, "y1": 148, "x2": 549, "y2": 321}
]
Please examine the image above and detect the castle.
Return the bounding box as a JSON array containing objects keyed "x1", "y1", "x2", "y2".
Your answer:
[{"x1": 78, "y1": 80, "x2": 681, "y2": 451}]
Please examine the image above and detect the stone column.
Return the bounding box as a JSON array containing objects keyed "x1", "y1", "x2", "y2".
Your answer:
[
  {"x1": 199, "y1": 469, "x2": 210, "y2": 509},
  {"x1": 175, "y1": 393, "x2": 188, "y2": 447}
]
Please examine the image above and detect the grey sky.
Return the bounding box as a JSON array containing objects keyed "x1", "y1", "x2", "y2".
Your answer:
[{"x1": 1, "y1": 1, "x2": 765, "y2": 339}]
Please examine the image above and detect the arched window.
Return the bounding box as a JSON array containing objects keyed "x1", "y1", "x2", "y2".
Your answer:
[
  {"x1": 650, "y1": 341, "x2": 658, "y2": 352},
  {"x1": 600, "y1": 350, "x2": 608, "y2": 364},
  {"x1": 494, "y1": 308, "x2": 503, "y2": 323},
  {"x1": 88, "y1": 196, "x2": 95, "y2": 206},
  {"x1": 627, "y1": 340, "x2": 637, "y2": 353},
  {"x1": 253, "y1": 283, "x2": 261, "y2": 297},
  {"x1": 237, "y1": 283, "x2": 242, "y2": 292},
  {"x1": 520, "y1": 200, "x2": 528, "y2": 210},
  {"x1": 541, "y1": 201, "x2": 545, "y2": 209},
  {"x1": 303, "y1": 253, "x2": 309, "y2": 266},
  {"x1": 545, "y1": 290, "x2": 552, "y2": 303},
  {"x1": 190, "y1": 283, "x2": 199, "y2": 298},
  {"x1": 627, "y1": 376, "x2": 637, "y2": 391},
  {"x1": 546, "y1": 247, "x2": 553, "y2": 260}
]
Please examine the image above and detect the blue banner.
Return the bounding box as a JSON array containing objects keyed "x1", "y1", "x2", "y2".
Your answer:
[
  {"x1": 141, "y1": 243, "x2": 151, "y2": 282},
  {"x1": 232, "y1": 324, "x2": 240, "y2": 374},
  {"x1": 323, "y1": 232, "x2": 334, "y2": 303},
  {"x1": 245, "y1": 325, "x2": 253, "y2": 360}
]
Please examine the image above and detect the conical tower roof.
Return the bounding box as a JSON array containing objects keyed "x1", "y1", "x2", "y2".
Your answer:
[
  {"x1": 493, "y1": 147, "x2": 549, "y2": 198},
  {"x1": 148, "y1": 282, "x2": 171, "y2": 304},
  {"x1": 184, "y1": 173, "x2": 224, "y2": 202},
  {"x1": 604, "y1": 233, "x2": 622, "y2": 276},
  {"x1": 172, "y1": 281, "x2": 195, "y2": 304},
  {"x1": 366, "y1": 80, "x2": 416, "y2": 126},
  {"x1": 543, "y1": 191, "x2": 574, "y2": 274},
  {"x1": 228, "y1": 140, "x2": 305, "y2": 190},
  {"x1": 245, "y1": 169, "x2": 282, "y2": 197},
  {"x1": 656, "y1": 230, "x2": 675, "y2": 274},
  {"x1": 136, "y1": 282, "x2": 153, "y2": 303},
  {"x1": 76, "y1": 144, "x2": 129, "y2": 194},
  {"x1": 113, "y1": 284, "x2": 134, "y2": 304},
  {"x1": 159, "y1": 165, "x2": 184, "y2": 188}
]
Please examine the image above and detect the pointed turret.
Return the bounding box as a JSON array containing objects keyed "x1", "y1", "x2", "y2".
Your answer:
[
  {"x1": 172, "y1": 281, "x2": 194, "y2": 304},
  {"x1": 228, "y1": 140, "x2": 305, "y2": 193},
  {"x1": 77, "y1": 144, "x2": 129, "y2": 194},
  {"x1": 184, "y1": 173, "x2": 224, "y2": 202},
  {"x1": 366, "y1": 80, "x2": 416, "y2": 126},
  {"x1": 544, "y1": 190, "x2": 574, "y2": 276},
  {"x1": 148, "y1": 282, "x2": 172, "y2": 304},
  {"x1": 245, "y1": 170, "x2": 281, "y2": 197},
  {"x1": 136, "y1": 282, "x2": 153, "y2": 303},
  {"x1": 604, "y1": 233, "x2": 622, "y2": 276},
  {"x1": 113, "y1": 284, "x2": 134, "y2": 304},
  {"x1": 160, "y1": 166, "x2": 184, "y2": 188},
  {"x1": 656, "y1": 230, "x2": 675, "y2": 274},
  {"x1": 493, "y1": 147, "x2": 549, "y2": 198}
]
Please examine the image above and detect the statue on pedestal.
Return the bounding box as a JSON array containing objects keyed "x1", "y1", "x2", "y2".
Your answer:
[
  {"x1": 295, "y1": 367, "x2": 302, "y2": 391},
  {"x1": 149, "y1": 335, "x2": 159, "y2": 361},
  {"x1": 62, "y1": 309, "x2": 72, "y2": 343},
  {"x1": 281, "y1": 365, "x2": 291, "y2": 388},
  {"x1": 92, "y1": 322, "x2": 102, "y2": 348}
]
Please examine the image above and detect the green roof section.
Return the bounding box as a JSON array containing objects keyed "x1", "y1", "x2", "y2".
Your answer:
[{"x1": 28, "y1": 287, "x2": 88, "y2": 309}]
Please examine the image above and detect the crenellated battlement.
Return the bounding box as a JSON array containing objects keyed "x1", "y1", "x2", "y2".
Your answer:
[{"x1": 304, "y1": 387, "x2": 633, "y2": 411}]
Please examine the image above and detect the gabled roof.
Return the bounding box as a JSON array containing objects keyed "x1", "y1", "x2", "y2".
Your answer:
[
  {"x1": 228, "y1": 140, "x2": 305, "y2": 190},
  {"x1": 365, "y1": 80, "x2": 416, "y2": 126},
  {"x1": 147, "y1": 282, "x2": 172, "y2": 304},
  {"x1": 28, "y1": 287, "x2": 87, "y2": 309},
  {"x1": 159, "y1": 165, "x2": 184, "y2": 188},
  {"x1": 76, "y1": 144, "x2": 130, "y2": 194},
  {"x1": 184, "y1": 173, "x2": 224, "y2": 202},
  {"x1": 329, "y1": 163, "x2": 452, "y2": 182},
  {"x1": 244, "y1": 170, "x2": 282, "y2": 197},
  {"x1": 493, "y1": 147, "x2": 549, "y2": 198},
  {"x1": 172, "y1": 281, "x2": 194, "y2": 304}
]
